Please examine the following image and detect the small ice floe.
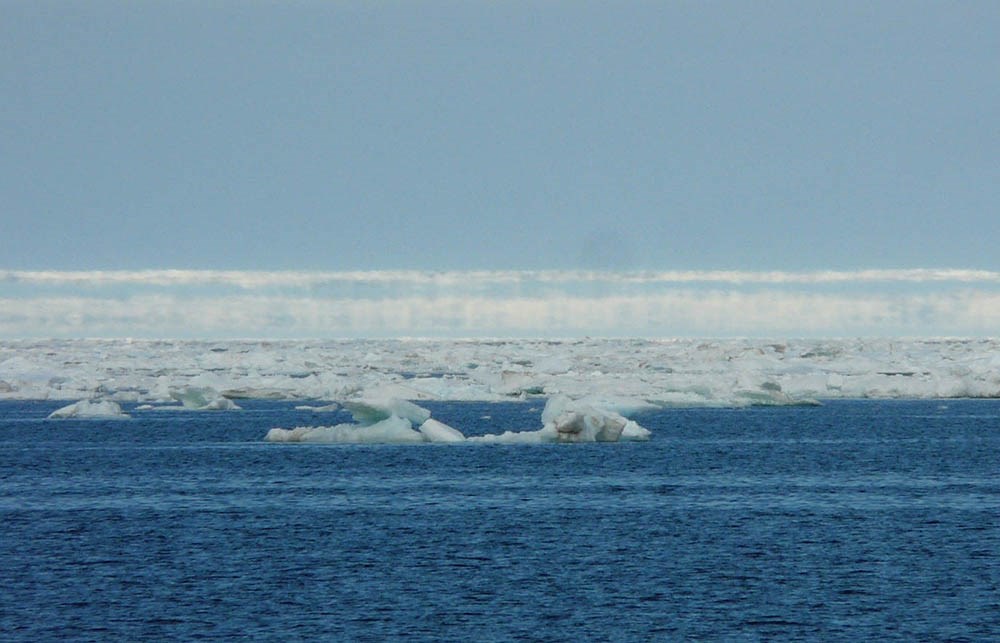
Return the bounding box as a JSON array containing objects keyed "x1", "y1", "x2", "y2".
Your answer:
[
  {"x1": 469, "y1": 396, "x2": 651, "y2": 444},
  {"x1": 265, "y1": 395, "x2": 652, "y2": 446},
  {"x1": 294, "y1": 403, "x2": 340, "y2": 412},
  {"x1": 266, "y1": 397, "x2": 458, "y2": 444},
  {"x1": 48, "y1": 399, "x2": 130, "y2": 419},
  {"x1": 266, "y1": 415, "x2": 427, "y2": 444}
]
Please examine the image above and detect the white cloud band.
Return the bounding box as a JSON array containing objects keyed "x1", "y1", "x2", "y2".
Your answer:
[{"x1": 4, "y1": 268, "x2": 1000, "y2": 289}]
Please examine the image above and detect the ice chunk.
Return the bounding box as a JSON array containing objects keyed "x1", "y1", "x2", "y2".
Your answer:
[
  {"x1": 342, "y1": 398, "x2": 431, "y2": 426},
  {"x1": 551, "y1": 408, "x2": 625, "y2": 442},
  {"x1": 266, "y1": 398, "x2": 439, "y2": 444},
  {"x1": 418, "y1": 418, "x2": 466, "y2": 443},
  {"x1": 539, "y1": 395, "x2": 573, "y2": 425},
  {"x1": 294, "y1": 403, "x2": 340, "y2": 412},
  {"x1": 466, "y1": 425, "x2": 559, "y2": 444},
  {"x1": 469, "y1": 396, "x2": 649, "y2": 444},
  {"x1": 169, "y1": 386, "x2": 241, "y2": 410},
  {"x1": 265, "y1": 415, "x2": 424, "y2": 444},
  {"x1": 539, "y1": 395, "x2": 632, "y2": 442},
  {"x1": 48, "y1": 399, "x2": 129, "y2": 419},
  {"x1": 621, "y1": 420, "x2": 652, "y2": 441}
]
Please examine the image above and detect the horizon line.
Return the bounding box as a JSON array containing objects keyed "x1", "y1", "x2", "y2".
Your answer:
[{"x1": 4, "y1": 267, "x2": 1000, "y2": 288}]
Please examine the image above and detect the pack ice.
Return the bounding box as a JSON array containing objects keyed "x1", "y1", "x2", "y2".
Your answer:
[{"x1": 2, "y1": 338, "x2": 999, "y2": 409}]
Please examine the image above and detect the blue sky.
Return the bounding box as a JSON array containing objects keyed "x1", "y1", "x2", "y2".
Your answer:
[
  {"x1": 4, "y1": 1, "x2": 998, "y2": 271},
  {"x1": 2, "y1": 2, "x2": 998, "y2": 338}
]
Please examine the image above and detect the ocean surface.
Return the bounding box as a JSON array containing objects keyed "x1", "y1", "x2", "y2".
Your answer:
[{"x1": 1, "y1": 399, "x2": 998, "y2": 641}]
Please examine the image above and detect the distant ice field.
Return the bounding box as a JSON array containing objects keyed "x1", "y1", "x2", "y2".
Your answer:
[
  {"x1": 3, "y1": 269, "x2": 1000, "y2": 337},
  {"x1": 2, "y1": 337, "x2": 999, "y2": 409}
]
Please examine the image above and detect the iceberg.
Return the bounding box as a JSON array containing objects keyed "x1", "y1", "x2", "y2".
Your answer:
[{"x1": 48, "y1": 399, "x2": 130, "y2": 419}]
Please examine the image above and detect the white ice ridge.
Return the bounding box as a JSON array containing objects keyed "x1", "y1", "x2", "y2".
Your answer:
[
  {"x1": 3, "y1": 338, "x2": 1000, "y2": 405},
  {"x1": 264, "y1": 396, "x2": 651, "y2": 445}
]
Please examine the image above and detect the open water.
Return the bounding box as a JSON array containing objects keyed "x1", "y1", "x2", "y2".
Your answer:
[{"x1": 1, "y1": 399, "x2": 998, "y2": 641}]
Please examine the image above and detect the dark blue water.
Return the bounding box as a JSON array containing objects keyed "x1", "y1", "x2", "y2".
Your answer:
[{"x1": 1, "y1": 400, "x2": 998, "y2": 641}]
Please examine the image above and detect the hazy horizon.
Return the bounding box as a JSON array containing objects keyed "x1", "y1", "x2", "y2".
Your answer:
[
  {"x1": 2, "y1": 267, "x2": 998, "y2": 339},
  {"x1": 3, "y1": 3, "x2": 997, "y2": 338}
]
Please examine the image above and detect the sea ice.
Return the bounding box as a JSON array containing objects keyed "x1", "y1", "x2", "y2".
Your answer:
[
  {"x1": 266, "y1": 415, "x2": 425, "y2": 444},
  {"x1": 621, "y1": 420, "x2": 652, "y2": 441},
  {"x1": 342, "y1": 398, "x2": 431, "y2": 426},
  {"x1": 48, "y1": 399, "x2": 130, "y2": 419},
  {"x1": 465, "y1": 427, "x2": 557, "y2": 444},
  {"x1": 169, "y1": 386, "x2": 241, "y2": 411},
  {"x1": 418, "y1": 418, "x2": 466, "y2": 443},
  {"x1": 4, "y1": 338, "x2": 1000, "y2": 406},
  {"x1": 468, "y1": 396, "x2": 650, "y2": 444},
  {"x1": 294, "y1": 403, "x2": 340, "y2": 412},
  {"x1": 265, "y1": 395, "x2": 649, "y2": 445}
]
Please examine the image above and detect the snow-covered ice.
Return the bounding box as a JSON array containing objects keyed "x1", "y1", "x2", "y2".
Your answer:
[
  {"x1": 418, "y1": 418, "x2": 467, "y2": 443},
  {"x1": 466, "y1": 396, "x2": 652, "y2": 444},
  {"x1": 294, "y1": 403, "x2": 340, "y2": 412},
  {"x1": 266, "y1": 397, "x2": 462, "y2": 444},
  {"x1": 265, "y1": 396, "x2": 651, "y2": 445},
  {"x1": 265, "y1": 415, "x2": 426, "y2": 444},
  {"x1": 48, "y1": 399, "x2": 129, "y2": 419},
  {"x1": 2, "y1": 338, "x2": 998, "y2": 408}
]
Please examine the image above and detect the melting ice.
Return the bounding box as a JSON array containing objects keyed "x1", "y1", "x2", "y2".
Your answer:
[
  {"x1": 3, "y1": 338, "x2": 1000, "y2": 436},
  {"x1": 48, "y1": 399, "x2": 129, "y2": 419},
  {"x1": 265, "y1": 396, "x2": 652, "y2": 445}
]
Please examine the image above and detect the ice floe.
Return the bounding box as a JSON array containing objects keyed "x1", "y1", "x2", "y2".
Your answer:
[
  {"x1": 168, "y1": 386, "x2": 241, "y2": 411},
  {"x1": 265, "y1": 415, "x2": 426, "y2": 445},
  {"x1": 265, "y1": 396, "x2": 650, "y2": 445},
  {"x1": 294, "y1": 403, "x2": 340, "y2": 412},
  {"x1": 48, "y1": 399, "x2": 129, "y2": 419},
  {"x1": 265, "y1": 398, "x2": 450, "y2": 445}
]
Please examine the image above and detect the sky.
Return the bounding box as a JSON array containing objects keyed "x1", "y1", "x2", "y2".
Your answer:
[{"x1": 2, "y1": 2, "x2": 999, "y2": 338}]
